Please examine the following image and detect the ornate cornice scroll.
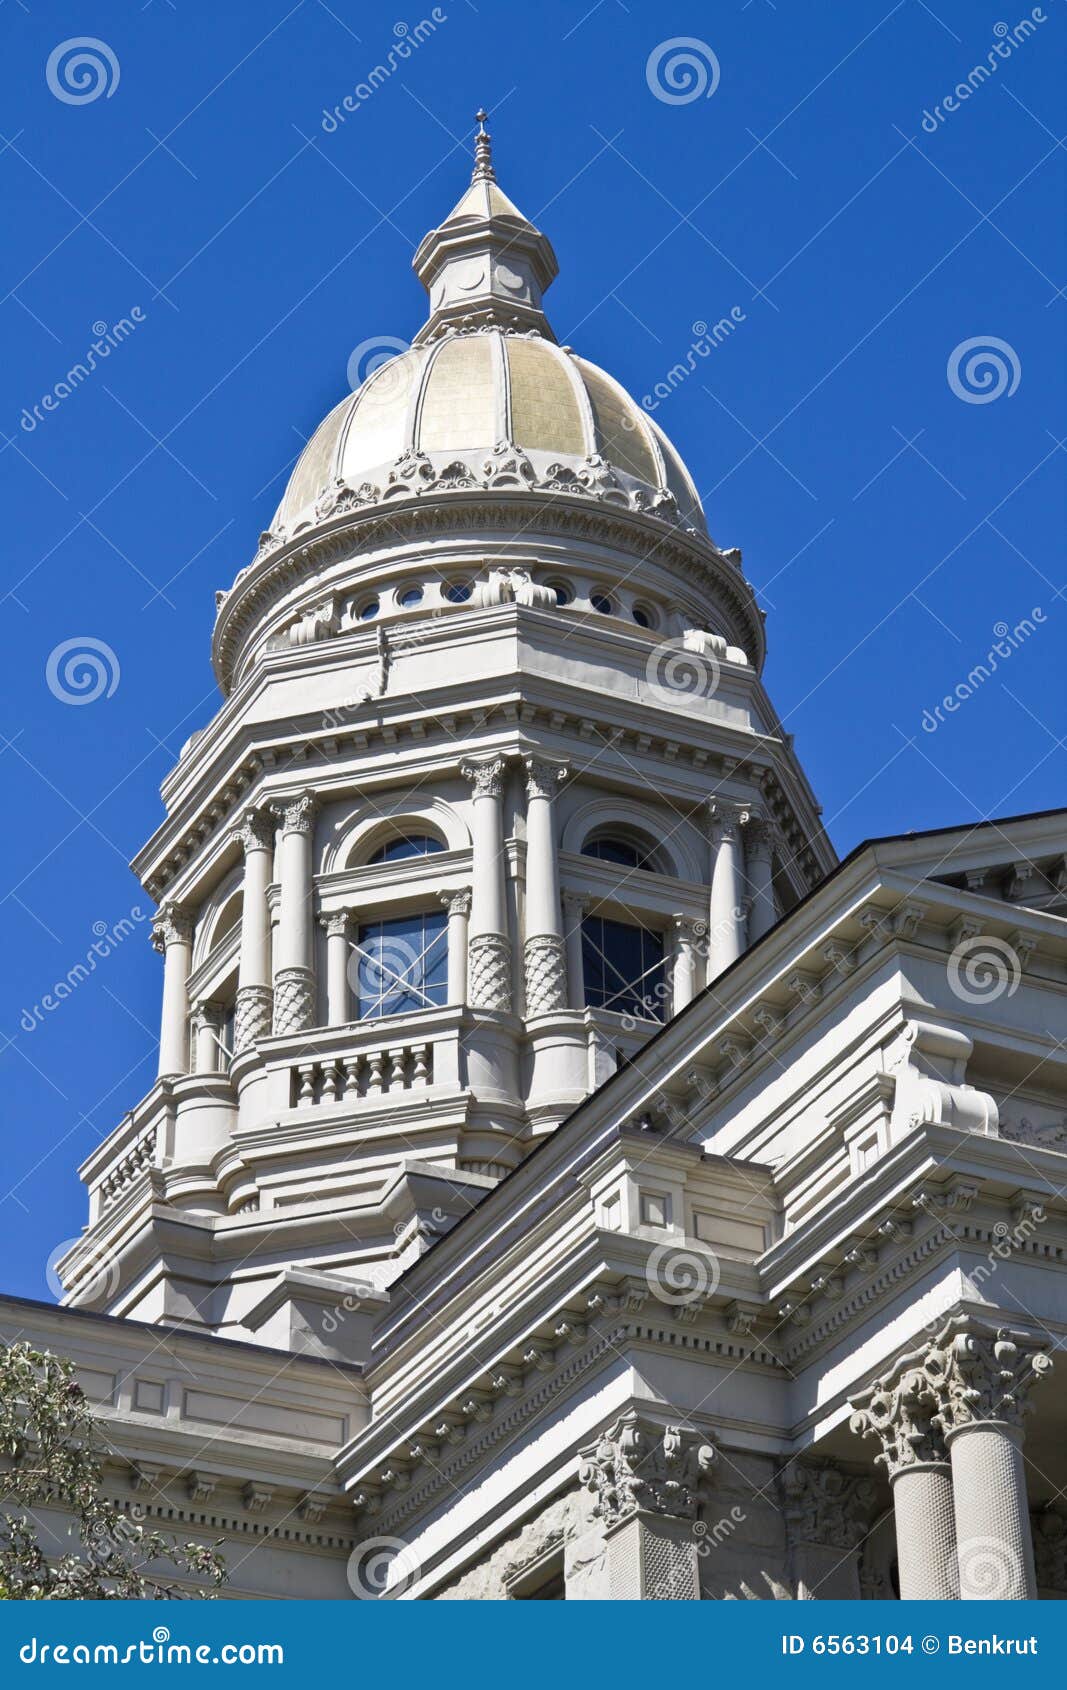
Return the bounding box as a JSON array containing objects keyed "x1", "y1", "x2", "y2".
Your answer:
[
  {"x1": 460, "y1": 755, "x2": 507, "y2": 800},
  {"x1": 523, "y1": 756, "x2": 568, "y2": 802},
  {"x1": 231, "y1": 805, "x2": 274, "y2": 855},
  {"x1": 922, "y1": 1320, "x2": 1053, "y2": 1436},
  {"x1": 150, "y1": 902, "x2": 194, "y2": 954},
  {"x1": 850, "y1": 1367, "x2": 947, "y2": 1475},
  {"x1": 578, "y1": 1412, "x2": 717, "y2": 1527},
  {"x1": 271, "y1": 790, "x2": 315, "y2": 835}
]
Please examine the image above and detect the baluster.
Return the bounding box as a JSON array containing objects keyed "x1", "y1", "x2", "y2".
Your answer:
[
  {"x1": 297, "y1": 1063, "x2": 316, "y2": 1105},
  {"x1": 343, "y1": 1056, "x2": 360, "y2": 1097},
  {"x1": 412, "y1": 1043, "x2": 430, "y2": 1087},
  {"x1": 388, "y1": 1048, "x2": 407, "y2": 1090},
  {"x1": 325, "y1": 1061, "x2": 342, "y2": 1102},
  {"x1": 367, "y1": 1050, "x2": 384, "y2": 1096}
]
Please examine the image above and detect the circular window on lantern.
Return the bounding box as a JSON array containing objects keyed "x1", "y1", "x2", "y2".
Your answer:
[
  {"x1": 591, "y1": 592, "x2": 614, "y2": 616},
  {"x1": 398, "y1": 586, "x2": 424, "y2": 609},
  {"x1": 546, "y1": 580, "x2": 572, "y2": 606},
  {"x1": 358, "y1": 598, "x2": 380, "y2": 622},
  {"x1": 443, "y1": 579, "x2": 472, "y2": 604},
  {"x1": 632, "y1": 602, "x2": 658, "y2": 630}
]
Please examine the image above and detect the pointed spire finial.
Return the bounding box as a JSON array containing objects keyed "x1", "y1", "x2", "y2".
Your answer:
[{"x1": 472, "y1": 108, "x2": 495, "y2": 183}]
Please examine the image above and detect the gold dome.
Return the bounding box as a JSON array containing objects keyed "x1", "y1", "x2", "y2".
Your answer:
[{"x1": 275, "y1": 331, "x2": 706, "y2": 535}]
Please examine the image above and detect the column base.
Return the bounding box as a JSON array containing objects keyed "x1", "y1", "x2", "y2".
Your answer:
[
  {"x1": 272, "y1": 968, "x2": 315, "y2": 1036},
  {"x1": 468, "y1": 933, "x2": 513, "y2": 1012},
  {"x1": 234, "y1": 984, "x2": 273, "y2": 1052}
]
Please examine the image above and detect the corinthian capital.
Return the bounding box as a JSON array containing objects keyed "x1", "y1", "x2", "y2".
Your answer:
[
  {"x1": 439, "y1": 887, "x2": 471, "y2": 918},
  {"x1": 151, "y1": 902, "x2": 194, "y2": 953},
  {"x1": 850, "y1": 1367, "x2": 947, "y2": 1475},
  {"x1": 231, "y1": 805, "x2": 274, "y2": 854},
  {"x1": 461, "y1": 755, "x2": 507, "y2": 800},
  {"x1": 922, "y1": 1319, "x2": 1053, "y2": 1436},
  {"x1": 578, "y1": 1412, "x2": 717, "y2": 1527},
  {"x1": 271, "y1": 790, "x2": 315, "y2": 835},
  {"x1": 706, "y1": 798, "x2": 751, "y2": 843},
  {"x1": 523, "y1": 756, "x2": 568, "y2": 801}
]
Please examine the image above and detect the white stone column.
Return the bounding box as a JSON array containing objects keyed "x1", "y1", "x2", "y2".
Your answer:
[
  {"x1": 271, "y1": 791, "x2": 316, "y2": 1035},
  {"x1": 563, "y1": 892, "x2": 586, "y2": 1011},
  {"x1": 460, "y1": 756, "x2": 511, "y2": 1011},
  {"x1": 706, "y1": 800, "x2": 749, "y2": 977},
  {"x1": 924, "y1": 1323, "x2": 1053, "y2": 1600},
  {"x1": 231, "y1": 807, "x2": 274, "y2": 1053},
  {"x1": 439, "y1": 889, "x2": 471, "y2": 1005},
  {"x1": 151, "y1": 903, "x2": 195, "y2": 1078},
  {"x1": 671, "y1": 916, "x2": 702, "y2": 1012},
  {"x1": 577, "y1": 1414, "x2": 717, "y2": 1600},
  {"x1": 851, "y1": 1368, "x2": 960, "y2": 1600},
  {"x1": 193, "y1": 1001, "x2": 226, "y2": 1075},
  {"x1": 523, "y1": 756, "x2": 568, "y2": 1016},
  {"x1": 745, "y1": 816, "x2": 777, "y2": 943},
  {"x1": 322, "y1": 912, "x2": 350, "y2": 1026}
]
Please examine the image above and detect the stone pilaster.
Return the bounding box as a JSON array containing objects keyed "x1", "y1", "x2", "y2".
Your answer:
[
  {"x1": 706, "y1": 800, "x2": 749, "y2": 977},
  {"x1": 461, "y1": 756, "x2": 512, "y2": 1011},
  {"x1": 231, "y1": 806, "x2": 274, "y2": 1053},
  {"x1": 321, "y1": 912, "x2": 350, "y2": 1027},
  {"x1": 671, "y1": 915, "x2": 703, "y2": 1012},
  {"x1": 522, "y1": 757, "x2": 568, "y2": 1015},
  {"x1": 271, "y1": 792, "x2": 316, "y2": 1036},
  {"x1": 151, "y1": 902, "x2": 195, "y2": 1078},
  {"x1": 744, "y1": 815, "x2": 777, "y2": 943},
  {"x1": 439, "y1": 888, "x2": 471, "y2": 1005},
  {"x1": 563, "y1": 891, "x2": 587, "y2": 1011},
  {"x1": 923, "y1": 1320, "x2": 1053, "y2": 1599},
  {"x1": 851, "y1": 1367, "x2": 959, "y2": 1599},
  {"x1": 578, "y1": 1413, "x2": 717, "y2": 1599}
]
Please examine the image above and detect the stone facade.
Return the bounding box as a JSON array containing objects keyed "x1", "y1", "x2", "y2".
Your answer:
[{"x1": 3, "y1": 123, "x2": 1065, "y2": 1601}]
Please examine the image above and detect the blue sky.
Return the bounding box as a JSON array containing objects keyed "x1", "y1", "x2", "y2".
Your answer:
[{"x1": 0, "y1": 0, "x2": 1063, "y2": 1298}]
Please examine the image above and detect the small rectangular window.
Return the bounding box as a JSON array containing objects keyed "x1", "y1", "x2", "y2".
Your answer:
[{"x1": 354, "y1": 911, "x2": 448, "y2": 1019}]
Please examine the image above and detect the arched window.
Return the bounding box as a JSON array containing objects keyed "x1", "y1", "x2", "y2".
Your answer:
[
  {"x1": 582, "y1": 832, "x2": 660, "y2": 874},
  {"x1": 353, "y1": 910, "x2": 448, "y2": 1019},
  {"x1": 581, "y1": 915, "x2": 666, "y2": 1022},
  {"x1": 367, "y1": 833, "x2": 445, "y2": 865}
]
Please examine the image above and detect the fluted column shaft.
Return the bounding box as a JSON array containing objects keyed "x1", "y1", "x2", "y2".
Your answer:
[
  {"x1": 461, "y1": 757, "x2": 511, "y2": 1011},
  {"x1": 232, "y1": 808, "x2": 274, "y2": 1053},
  {"x1": 152, "y1": 904, "x2": 194, "y2": 1078},
  {"x1": 523, "y1": 757, "x2": 567, "y2": 1016},
  {"x1": 272, "y1": 792, "x2": 316, "y2": 1035},
  {"x1": 745, "y1": 817, "x2": 777, "y2": 943},
  {"x1": 439, "y1": 889, "x2": 471, "y2": 1005},
  {"x1": 323, "y1": 913, "x2": 350, "y2": 1026},
  {"x1": 707, "y1": 801, "x2": 749, "y2": 976}
]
